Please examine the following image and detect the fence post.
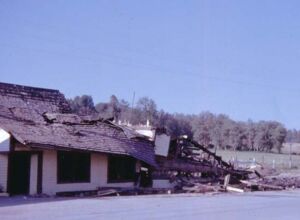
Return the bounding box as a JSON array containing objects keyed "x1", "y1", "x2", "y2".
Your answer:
[
  {"x1": 289, "y1": 159, "x2": 292, "y2": 169},
  {"x1": 289, "y1": 143, "x2": 292, "y2": 169}
]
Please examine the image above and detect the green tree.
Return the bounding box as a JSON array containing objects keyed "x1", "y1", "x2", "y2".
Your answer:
[{"x1": 68, "y1": 95, "x2": 96, "y2": 115}]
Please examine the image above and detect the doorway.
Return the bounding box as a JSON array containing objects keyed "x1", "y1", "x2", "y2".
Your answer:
[{"x1": 8, "y1": 152, "x2": 31, "y2": 195}]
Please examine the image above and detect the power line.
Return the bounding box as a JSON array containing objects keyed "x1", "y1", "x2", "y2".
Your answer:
[
  {"x1": 0, "y1": 21, "x2": 299, "y2": 95},
  {"x1": 1, "y1": 40, "x2": 299, "y2": 96}
]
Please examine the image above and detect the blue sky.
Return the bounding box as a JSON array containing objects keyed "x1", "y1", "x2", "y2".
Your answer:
[{"x1": 1, "y1": 0, "x2": 300, "y2": 129}]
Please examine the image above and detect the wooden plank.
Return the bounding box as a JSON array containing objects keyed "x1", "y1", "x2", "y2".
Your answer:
[
  {"x1": 223, "y1": 174, "x2": 231, "y2": 188},
  {"x1": 97, "y1": 189, "x2": 119, "y2": 197},
  {"x1": 226, "y1": 186, "x2": 244, "y2": 193}
]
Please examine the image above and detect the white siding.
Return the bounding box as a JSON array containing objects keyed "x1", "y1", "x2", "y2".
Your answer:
[
  {"x1": 0, "y1": 128, "x2": 10, "y2": 152},
  {"x1": 42, "y1": 150, "x2": 134, "y2": 195},
  {"x1": 0, "y1": 154, "x2": 8, "y2": 192},
  {"x1": 154, "y1": 134, "x2": 171, "y2": 157},
  {"x1": 153, "y1": 179, "x2": 175, "y2": 189},
  {"x1": 29, "y1": 154, "x2": 38, "y2": 195}
]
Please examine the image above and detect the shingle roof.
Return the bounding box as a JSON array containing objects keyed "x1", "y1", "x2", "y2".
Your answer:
[
  {"x1": 0, "y1": 82, "x2": 71, "y2": 113},
  {"x1": 0, "y1": 82, "x2": 156, "y2": 166}
]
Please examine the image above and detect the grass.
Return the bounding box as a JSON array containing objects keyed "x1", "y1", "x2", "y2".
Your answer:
[{"x1": 215, "y1": 149, "x2": 300, "y2": 171}]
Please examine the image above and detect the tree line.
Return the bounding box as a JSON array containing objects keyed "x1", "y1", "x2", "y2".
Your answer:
[
  {"x1": 286, "y1": 129, "x2": 300, "y2": 143},
  {"x1": 68, "y1": 95, "x2": 297, "y2": 153}
]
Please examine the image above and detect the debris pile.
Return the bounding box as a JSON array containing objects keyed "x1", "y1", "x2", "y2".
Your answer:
[
  {"x1": 257, "y1": 174, "x2": 300, "y2": 189},
  {"x1": 152, "y1": 136, "x2": 248, "y2": 193},
  {"x1": 152, "y1": 136, "x2": 291, "y2": 194}
]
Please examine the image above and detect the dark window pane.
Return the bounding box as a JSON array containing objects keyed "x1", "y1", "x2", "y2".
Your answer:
[
  {"x1": 108, "y1": 155, "x2": 136, "y2": 182},
  {"x1": 57, "y1": 151, "x2": 91, "y2": 183}
]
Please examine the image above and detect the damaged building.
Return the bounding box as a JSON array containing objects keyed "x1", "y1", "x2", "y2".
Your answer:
[
  {"x1": 0, "y1": 82, "x2": 251, "y2": 196},
  {"x1": 0, "y1": 82, "x2": 156, "y2": 196}
]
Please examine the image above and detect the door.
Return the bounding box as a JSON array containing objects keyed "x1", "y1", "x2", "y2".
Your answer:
[{"x1": 8, "y1": 152, "x2": 31, "y2": 195}]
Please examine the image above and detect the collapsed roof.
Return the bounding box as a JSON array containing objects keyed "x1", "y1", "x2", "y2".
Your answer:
[{"x1": 0, "y1": 82, "x2": 156, "y2": 167}]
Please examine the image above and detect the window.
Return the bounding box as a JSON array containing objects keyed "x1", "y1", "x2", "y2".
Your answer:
[
  {"x1": 108, "y1": 155, "x2": 136, "y2": 182},
  {"x1": 57, "y1": 151, "x2": 91, "y2": 183}
]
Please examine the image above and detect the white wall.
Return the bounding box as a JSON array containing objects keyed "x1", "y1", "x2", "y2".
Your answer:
[
  {"x1": 0, "y1": 154, "x2": 8, "y2": 192},
  {"x1": 152, "y1": 179, "x2": 175, "y2": 189},
  {"x1": 0, "y1": 128, "x2": 10, "y2": 152},
  {"x1": 42, "y1": 150, "x2": 134, "y2": 195},
  {"x1": 0, "y1": 128, "x2": 9, "y2": 192},
  {"x1": 154, "y1": 134, "x2": 171, "y2": 157},
  {"x1": 29, "y1": 154, "x2": 38, "y2": 195}
]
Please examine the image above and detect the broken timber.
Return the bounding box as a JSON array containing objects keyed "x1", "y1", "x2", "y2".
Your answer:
[
  {"x1": 155, "y1": 137, "x2": 250, "y2": 180},
  {"x1": 240, "y1": 180, "x2": 284, "y2": 191}
]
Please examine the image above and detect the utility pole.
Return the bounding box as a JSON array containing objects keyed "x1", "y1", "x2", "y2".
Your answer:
[{"x1": 130, "y1": 91, "x2": 135, "y2": 124}]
